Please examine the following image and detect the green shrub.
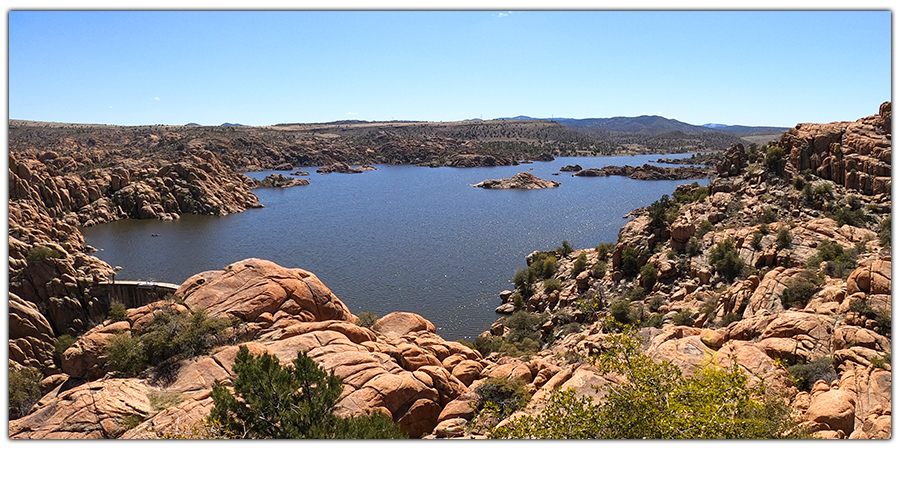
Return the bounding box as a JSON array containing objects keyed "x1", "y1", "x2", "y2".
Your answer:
[
  {"x1": 720, "y1": 311, "x2": 741, "y2": 327},
  {"x1": 829, "y1": 196, "x2": 869, "y2": 228},
  {"x1": 645, "y1": 313, "x2": 665, "y2": 328},
  {"x1": 878, "y1": 215, "x2": 891, "y2": 248},
  {"x1": 759, "y1": 207, "x2": 778, "y2": 224},
  {"x1": 474, "y1": 377, "x2": 531, "y2": 420},
  {"x1": 54, "y1": 334, "x2": 77, "y2": 365},
  {"x1": 471, "y1": 336, "x2": 504, "y2": 357},
  {"x1": 595, "y1": 242, "x2": 613, "y2": 261},
  {"x1": 628, "y1": 286, "x2": 646, "y2": 301},
  {"x1": 9, "y1": 366, "x2": 42, "y2": 420},
  {"x1": 648, "y1": 194, "x2": 671, "y2": 227},
  {"x1": 776, "y1": 228, "x2": 793, "y2": 249},
  {"x1": 512, "y1": 292, "x2": 525, "y2": 310},
  {"x1": 107, "y1": 301, "x2": 129, "y2": 322},
  {"x1": 639, "y1": 263, "x2": 658, "y2": 290},
  {"x1": 709, "y1": 238, "x2": 745, "y2": 281},
  {"x1": 491, "y1": 326, "x2": 804, "y2": 439},
  {"x1": 356, "y1": 311, "x2": 379, "y2": 328},
  {"x1": 786, "y1": 358, "x2": 837, "y2": 392},
  {"x1": 557, "y1": 240, "x2": 574, "y2": 256},
  {"x1": 758, "y1": 223, "x2": 770, "y2": 235},
  {"x1": 672, "y1": 309, "x2": 694, "y2": 326},
  {"x1": 696, "y1": 220, "x2": 714, "y2": 238},
  {"x1": 780, "y1": 270, "x2": 823, "y2": 309},
  {"x1": 648, "y1": 295, "x2": 666, "y2": 313},
  {"x1": 505, "y1": 311, "x2": 543, "y2": 340},
  {"x1": 209, "y1": 346, "x2": 406, "y2": 438},
  {"x1": 609, "y1": 299, "x2": 634, "y2": 325},
  {"x1": 26, "y1": 245, "x2": 62, "y2": 263},
  {"x1": 543, "y1": 278, "x2": 562, "y2": 294},
  {"x1": 751, "y1": 231, "x2": 764, "y2": 250},
  {"x1": 620, "y1": 245, "x2": 641, "y2": 278},
  {"x1": 793, "y1": 176, "x2": 806, "y2": 191},
  {"x1": 807, "y1": 240, "x2": 856, "y2": 278},
  {"x1": 591, "y1": 260, "x2": 607, "y2": 278},
  {"x1": 765, "y1": 146, "x2": 785, "y2": 175},
  {"x1": 687, "y1": 236, "x2": 702, "y2": 256},
  {"x1": 148, "y1": 391, "x2": 185, "y2": 412},
  {"x1": 571, "y1": 251, "x2": 588, "y2": 277},
  {"x1": 106, "y1": 333, "x2": 148, "y2": 377},
  {"x1": 140, "y1": 308, "x2": 233, "y2": 365}
]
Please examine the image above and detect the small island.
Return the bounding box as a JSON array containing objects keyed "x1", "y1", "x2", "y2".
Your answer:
[{"x1": 472, "y1": 171, "x2": 561, "y2": 189}]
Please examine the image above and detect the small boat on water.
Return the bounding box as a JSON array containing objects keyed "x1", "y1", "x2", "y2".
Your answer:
[{"x1": 151, "y1": 233, "x2": 160, "y2": 237}]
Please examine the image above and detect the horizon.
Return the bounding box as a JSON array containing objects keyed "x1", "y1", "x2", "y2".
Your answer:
[{"x1": 7, "y1": 10, "x2": 891, "y2": 128}]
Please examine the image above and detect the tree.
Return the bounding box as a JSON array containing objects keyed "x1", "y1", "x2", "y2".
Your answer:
[{"x1": 208, "y1": 346, "x2": 406, "y2": 439}]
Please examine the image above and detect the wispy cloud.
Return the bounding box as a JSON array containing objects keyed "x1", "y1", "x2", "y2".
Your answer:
[
  {"x1": 498, "y1": 12, "x2": 508, "y2": 17},
  {"x1": 153, "y1": 97, "x2": 161, "y2": 100},
  {"x1": 346, "y1": 111, "x2": 358, "y2": 115}
]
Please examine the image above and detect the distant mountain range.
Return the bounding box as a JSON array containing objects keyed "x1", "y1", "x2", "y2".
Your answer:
[{"x1": 498, "y1": 115, "x2": 787, "y2": 136}]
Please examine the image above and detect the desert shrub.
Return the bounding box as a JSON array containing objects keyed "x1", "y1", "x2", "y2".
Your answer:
[
  {"x1": 639, "y1": 263, "x2": 658, "y2": 290},
  {"x1": 870, "y1": 353, "x2": 891, "y2": 370},
  {"x1": 807, "y1": 240, "x2": 856, "y2": 278},
  {"x1": 9, "y1": 366, "x2": 42, "y2": 420},
  {"x1": 878, "y1": 215, "x2": 891, "y2": 248},
  {"x1": 571, "y1": 251, "x2": 588, "y2": 277},
  {"x1": 512, "y1": 292, "x2": 525, "y2": 310},
  {"x1": 672, "y1": 309, "x2": 694, "y2": 326},
  {"x1": 709, "y1": 238, "x2": 745, "y2": 281},
  {"x1": 591, "y1": 260, "x2": 607, "y2": 278},
  {"x1": 696, "y1": 219, "x2": 714, "y2": 237},
  {"x1": 557, "y1": 240, "x2": 574, "y2": 256},
  {"x1": 26, "y1": 245, "x2": 62, "y2": 263},
  {"x1": 648, "y1": 194, "x2": 671, "y2": 227},
  {"x1": 759, "y1": 207, "x2": 778, "y2": 224},
  {"x1": 648, "y1": 295, "x2": 666, "y2": 313},
  {"x1": 775, "y1": 228, "x2": 793, "y2": 249},
  {"x1": 620, "y1": 245, "x2": 641, "y2": 278},
  {"x1": 780, "y1": 270, "x2": 824, "y2": 309},
  {"x1": 628, "y1": 285, "x2": 646, "y2": 302},
  {"x1": 720, "y1": 312, "x2": 741, "y2": 327},
  {"x1": 758, "y1": 223, "x2": 770, "y2": 235},
  {"x1": 505, "y1": 311, "x2": 544, "y2": 339},
  {"x1": 140, "y1": 308, "x2": 233, "y2": 365},
  {"x1": 356, "y1": 311, "x2": 379, "y2": 328},
  {"x1": 209, "y1": 346, "x2": 406, "y2": 438},
  {"x1": 849, "y1": 300, "x2": 891, "y2": 338},
  {"x1": 765, "y1": 146, "x2": 785, "y2": 175},
  {"x1": 106, "y1": 333, "x2": 148, "y2": 377},
  {"x1": 54, "y1": 334, "x2": 77, "y2": 365},
  {"x1": 609, "y1": 299, "x2": 634, "y2": 325},
  {"x1": 471, "y1": 336, "x2": 503, "y2": 357},
  {"x1": 787, "y1": 357, "x2": 837, "y2": 392},
  {"x1": 491, "y1": 326, "x2": 804, "y2": 439},
  {"x1": 751, "y1": 231, "x2": 764, "y2": 250},
  {"x1": 543, "y1": 278, "x2": 562, "y2": 294},
  {"x1": 595, "y1": 242, "x2": 613, "y2": 261},
  {"x1": 541, "y1": 255, "x2": 558, "y2": 279},
  {"x1": 829, "y1": 196, "x2": 869, "y2": 228},
  {"x1": 645, "y1": 313, "x2": 665, "y2": 328},
  {"x1": 474, "y1": 377, "x2": 532, "y2": 421},
  {"x1": 687, "y1": 236, "x2": 702, "y2": 256},
  {"x1": 793, "y1": 176, "x2": 806, "y2": 191},
  {"x1": 107, "y1": 301, "x2": 129, "y2": 322}
]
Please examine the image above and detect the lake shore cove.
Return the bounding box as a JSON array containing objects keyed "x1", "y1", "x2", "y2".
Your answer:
[{"x1": 9, "y1": 103, "x2": 891, "y2": 438}]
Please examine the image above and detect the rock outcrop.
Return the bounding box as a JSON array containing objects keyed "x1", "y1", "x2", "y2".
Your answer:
[
  {"x1": 254, "y1": 173, "x2": 310, "y2": 188},
  {"x1": 472, "y1": 171, "x2": 560, "y2": 189},
  {"x1": 572, "y1": 163, "x2": 712, "y2": 180}
]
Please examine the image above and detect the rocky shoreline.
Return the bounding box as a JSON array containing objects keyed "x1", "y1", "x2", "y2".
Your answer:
[{"x1": 7, "y1": 103, "x2": 892, "y2": 439}]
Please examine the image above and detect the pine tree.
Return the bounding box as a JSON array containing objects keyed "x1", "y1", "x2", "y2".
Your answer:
[{"x1": 209, "y1": 346, "x2": 405, "y2": 439}]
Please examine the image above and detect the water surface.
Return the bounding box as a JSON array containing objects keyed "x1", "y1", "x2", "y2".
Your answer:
[{"x1": 81, "y1": 154, "x2": 708, "y2": 341}]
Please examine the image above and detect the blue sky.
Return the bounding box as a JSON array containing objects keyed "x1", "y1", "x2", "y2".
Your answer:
[{"x1": 7, "y1": 9, "x2": 892, "y2": 127}]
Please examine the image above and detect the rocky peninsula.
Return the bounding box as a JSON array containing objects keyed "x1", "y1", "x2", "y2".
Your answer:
[
  {"x1": 571, "y1": 163, "x2": 713, "y2": 180},
  {"x1": 7, "y1": 103, "x2": 892, "y2": 439}
]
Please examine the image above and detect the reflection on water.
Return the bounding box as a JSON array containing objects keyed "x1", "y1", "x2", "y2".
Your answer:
[{"x1": 81, "y1": 155, "x2": 708, "y2": 341}]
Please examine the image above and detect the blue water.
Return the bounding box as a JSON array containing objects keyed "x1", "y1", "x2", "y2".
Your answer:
[{"x1": 80, "y1": 155, "x2": 708, "y2": 341}]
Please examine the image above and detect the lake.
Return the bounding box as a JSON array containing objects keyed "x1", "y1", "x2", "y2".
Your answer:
[{"x1": 80, "y1": 154, "x2": 709, "y2": 342}]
